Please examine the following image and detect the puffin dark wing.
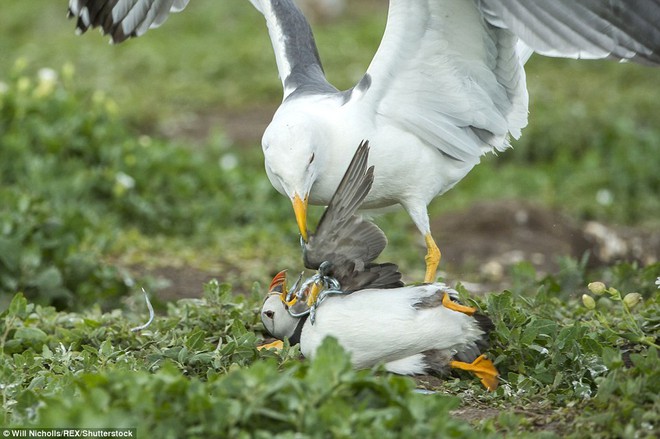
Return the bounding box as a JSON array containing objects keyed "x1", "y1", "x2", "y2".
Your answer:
[
  {"x1": 358, "y1": 263, "x2": 403, "y2": 290},
  {"x1": 304, "y1": 217, "x2": 387, "y2": 270},
  {"x1": 303, "y1": 141, "x2": 402, "y2": 291},
  {"x1": 68, "y1": 0, "x2": 190, "y2": 43},
  {"x1": 332, "y1": 262, "x2": 403, "y2": 293},
  {"x1": 303, "y1": 141, "x2": 387, "y2": 270},
  {"x1": 311, "y1": 140, "x2": 373, "y2": 245}
]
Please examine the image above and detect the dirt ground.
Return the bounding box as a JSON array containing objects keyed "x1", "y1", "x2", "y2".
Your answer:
[{"x1": 433, "y1": 199, "x2": 660, "y2": 292}]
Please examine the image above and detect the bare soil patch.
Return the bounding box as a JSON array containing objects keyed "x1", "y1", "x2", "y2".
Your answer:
[{"x1": 435, "y1": 200, "x2": 659, "y2": 285}]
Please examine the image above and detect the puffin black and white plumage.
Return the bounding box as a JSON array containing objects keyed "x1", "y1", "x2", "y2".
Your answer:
[
  {"x1": 262, "y1": 278, "x2": 499, "y2": 391},
  {"x1": 260, "y1": 142, "x2": 499, "y2": 391},
  {"x1": 67, "y1": 0, "x2": 660, "y2": 284}
]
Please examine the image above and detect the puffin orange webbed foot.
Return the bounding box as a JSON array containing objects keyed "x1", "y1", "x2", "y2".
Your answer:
[
  {"x1": 257, "y1": 340, "x2": 284, "y2": 351},
  {"x1": 449, "y1": 354, "x2": 499, "y2": 391}
]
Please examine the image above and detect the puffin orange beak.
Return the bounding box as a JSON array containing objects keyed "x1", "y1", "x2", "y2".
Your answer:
[
  {"x1": 268, "y1": 270, "x2": 297, "y2": 307},
  {"x1": 269, "y1": 270, "x2": 287, "y2": 293},
  {"x1": 292, "y1": 193, "x2": 309, "y2": 242}
]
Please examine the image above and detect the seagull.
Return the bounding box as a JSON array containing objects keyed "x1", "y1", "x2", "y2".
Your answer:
[
  {"x1": 259, "y1": 141, "x2": 498, "y2": 390},
  {"x1": 67, "y1": 0, "x2": 660, "y2": 282}
]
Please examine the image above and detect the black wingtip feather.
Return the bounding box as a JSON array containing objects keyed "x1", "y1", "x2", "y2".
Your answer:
[
  {"x1": 473, "y1": 312, "x2": 495, "y2": 335},
  {"x1": 472, "y1": 312, "x2": 495, "y2": 353}
]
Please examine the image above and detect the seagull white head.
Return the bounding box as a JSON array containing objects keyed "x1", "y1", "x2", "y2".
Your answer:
[{"x1": 262, "y1": 108, "x2": 328, "y2": 242}]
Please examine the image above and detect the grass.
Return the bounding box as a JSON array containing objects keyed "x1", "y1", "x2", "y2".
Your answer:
[{"x1": 1, "y1": 1, "x2": 659, "y2": 437}]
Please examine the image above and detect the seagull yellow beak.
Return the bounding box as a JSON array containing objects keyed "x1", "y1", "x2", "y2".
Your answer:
[{"x1": 292, "y1": 193, "x2": 309, "y2": 242}]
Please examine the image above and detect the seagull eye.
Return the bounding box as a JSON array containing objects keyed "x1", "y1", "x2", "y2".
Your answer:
[{"x1": 264, "y1": 310, "x2": 275, "y2": 319}]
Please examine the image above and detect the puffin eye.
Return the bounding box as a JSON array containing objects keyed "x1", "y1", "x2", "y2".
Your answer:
[{"x1": 264, "y1": 310, "x2": 275, "y2": 319}]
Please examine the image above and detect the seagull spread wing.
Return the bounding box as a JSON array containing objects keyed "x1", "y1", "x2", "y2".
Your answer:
[
  {"x1": 249, "y1": 0, "x2": 336, "y2": 99},
  {"x1": 349, "y1": 0, "x2": 660, "y2": 163},
  {"x1": 477, "y1": 0, "x2": 660, "y2": 66},
  {"x1": 68, "y1": 0, "x2": 190, "y2": 43},
  {"x1": 303, "y1": 141, "x2": 402, "y2": 291},
  {"x1": 350, "y1": 0, "x2": 529, "y2": 164}
]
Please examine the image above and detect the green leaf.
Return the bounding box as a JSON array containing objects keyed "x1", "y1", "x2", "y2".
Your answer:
[
  {"x1": 7, "y1": 292, "x2": 28, "y2": 318},
  {"x1": 178, "y1": 346, "x2": 189, "y2": 363},
  {"x1": 520, "y1": 324, "x2": 539, "y2": 345},
  {"x1": 41, "y1": 343, "x2": 53, "y2": 359},
  {"x1": 14, "y1": 389, "x2": 39, "y2": 413},
  {"x1": 98, "y1": 340, "x2": 114, "y2": 358},
  {"x1": 601, "y1": 347, "x2": 624, "y2": 370},
  {"x1": 185, "y1": 329, "x2": 206, "y2": 351},
  {"x1": 306, "y1": 337, "x2": 353, "y2": 392},
  {"x1": 630, "y1": 347, "x2": 658, "y2": 374},
  {"x1": 83, "y1": 318, "x2": 102, "y2": 328},
  {"x1": 14, "y1": 327, "x2": 47, "y2": 343}
]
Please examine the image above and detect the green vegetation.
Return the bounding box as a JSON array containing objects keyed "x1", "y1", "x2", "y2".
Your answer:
[
  {"x1": 2, "y1": 267, "x2": 658, "y2": 437},
  {"x1": 1, "y1": 1, "x2": 659, "y2": 437}
]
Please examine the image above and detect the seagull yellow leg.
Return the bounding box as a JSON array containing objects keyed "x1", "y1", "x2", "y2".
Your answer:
[
  {"x1": 424, "y1": 233, "x2": 441, "y2": 283},
  {"x1": 441, "y1": 292, "x2": 477, "y2": 316},
  {"x1": 257, "y1": 340, "x2": 284, "y2": 351},
  {"x1": 450, "y1": 354, "x2": 499, "y2": 391}
]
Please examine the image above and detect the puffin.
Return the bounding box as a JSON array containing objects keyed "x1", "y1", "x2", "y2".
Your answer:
[{"x1": 260, "y1": 141, "x2": 499, "y2": 391}]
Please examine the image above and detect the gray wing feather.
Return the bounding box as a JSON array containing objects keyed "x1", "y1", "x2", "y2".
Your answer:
[
  {"x1": 329, "y1": 262, "x2": 403, "y2": 293},
  {"x1": 68, "y1": 0, "x2": 190, "y2": 43},
  {"x1": 352, "y1": 263, "x2": 403, "y2": 291},
  {"x1": 478, "y1": 0, "x2": 660, "y2": 65}
]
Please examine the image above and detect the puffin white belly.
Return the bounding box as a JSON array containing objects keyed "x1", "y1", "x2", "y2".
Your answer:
[{"x1": 299, "y1": 284, "x2": 483, "y2": 369}]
